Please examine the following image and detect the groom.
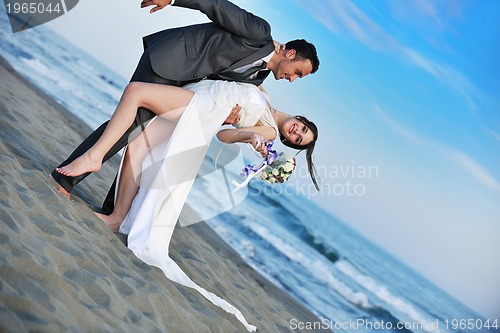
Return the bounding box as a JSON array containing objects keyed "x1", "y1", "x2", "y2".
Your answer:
[{"x1": 51, "y1": 0, "x2": 320, "y2": 214}]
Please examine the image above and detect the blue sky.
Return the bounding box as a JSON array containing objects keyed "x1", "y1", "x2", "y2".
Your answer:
[{"x1": 46, "y1": 0, "x2": 499, "y2": 319}]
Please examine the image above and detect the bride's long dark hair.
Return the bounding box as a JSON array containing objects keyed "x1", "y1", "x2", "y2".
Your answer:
[{"x1": 280, "y1": 115, "x2": 320, "y2": 191}]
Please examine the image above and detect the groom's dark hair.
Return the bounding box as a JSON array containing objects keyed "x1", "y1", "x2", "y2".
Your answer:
[{"x1": 285, "y1": 39, "x2": 320, "y2": 74}]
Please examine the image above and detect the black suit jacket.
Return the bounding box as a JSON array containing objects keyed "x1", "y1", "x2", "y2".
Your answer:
[{"x1": 143, "y1": 0, "x2": 274, "y2": 85}]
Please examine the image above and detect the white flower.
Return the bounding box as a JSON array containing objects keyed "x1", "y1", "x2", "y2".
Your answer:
[
  {"x1": 272, "y1": 169, "x2": 279, "y2": 176},
  {"x1": 283, "y1": 162, "x2": 294, "y2": 172},
  {"x1": 269, "y1": 176, "x2": 276, "y2": 183}
]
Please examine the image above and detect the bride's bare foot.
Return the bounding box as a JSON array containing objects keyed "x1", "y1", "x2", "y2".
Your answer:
[
  {"x1": 95, "y1": 212, "x2": 122, "y2": 232},
  {"x1": 49, "y1": 173, "x2": 71, "y2": 199},
  {"x1": 55, "y1": 152, "x2": 102, "y2": 177}
]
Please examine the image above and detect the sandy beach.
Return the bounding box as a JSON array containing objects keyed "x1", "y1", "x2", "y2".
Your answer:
[{"x1": 0, "y1": 56, "x2": 332, "y2": 333}]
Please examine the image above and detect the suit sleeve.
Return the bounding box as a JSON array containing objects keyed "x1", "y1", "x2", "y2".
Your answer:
[{"x1": 172, "y1": 0, "x2": 271, "y2": 41}]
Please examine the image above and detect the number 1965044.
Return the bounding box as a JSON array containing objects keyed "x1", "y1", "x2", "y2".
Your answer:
[{"x1": 5, "y1": 2, "x2": 61, "y2": 14}]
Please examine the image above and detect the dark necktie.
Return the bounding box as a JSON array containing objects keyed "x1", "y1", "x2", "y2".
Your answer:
[
  {"x1": 211, "y1": 61, "x2": 268, "y2": 82},
  {"x1": 237, "y1": 61, "x2": 268, "y2": 79}
]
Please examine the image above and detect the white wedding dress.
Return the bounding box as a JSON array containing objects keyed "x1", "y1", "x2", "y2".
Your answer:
[{"x1": 117, "y1": 80, "x2": 278, "y2": 332}]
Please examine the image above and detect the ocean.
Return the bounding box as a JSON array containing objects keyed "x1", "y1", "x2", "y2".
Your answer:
[{"x1": 1, "y1": 11, "x2": 495, "y2": 333}]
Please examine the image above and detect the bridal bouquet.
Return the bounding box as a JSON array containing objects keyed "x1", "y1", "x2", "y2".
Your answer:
[
  {"x1": 232, "y1": 140, "x2": 295, "y2": 193},
  {"x1": 259, "y1": 152, "x2": 296, "y2": 184}
]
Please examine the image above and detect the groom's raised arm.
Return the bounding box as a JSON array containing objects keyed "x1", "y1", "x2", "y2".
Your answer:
[{"x1": 143, "y1": 0, "x2": 271, "y2": 41}]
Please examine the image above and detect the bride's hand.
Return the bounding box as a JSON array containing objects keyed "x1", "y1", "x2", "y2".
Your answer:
[
  {"x1": 273, "y1": 40, "x2": 286, "y2": 53},
  {"x1": 250, "y1": 133, "x2": 268, "y2": 158},
  {"x1": 140, "y1": 0, "x2": 172, "y2": 13},
  {"x1": 223, "y1": 104, "x2": 241, "y2": 125}
]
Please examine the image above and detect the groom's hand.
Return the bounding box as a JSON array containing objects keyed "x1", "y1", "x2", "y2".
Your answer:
[
  {"x1": 140, "y1": 0, "x2": 172, "y2": 14},
  {"x1": 223, "y1": 104, "x2": 241, "y2": 125}
]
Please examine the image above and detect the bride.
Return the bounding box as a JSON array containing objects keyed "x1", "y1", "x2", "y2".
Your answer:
[{"x1": 56, "y1": 79, "x2": 319, "y2": 331}]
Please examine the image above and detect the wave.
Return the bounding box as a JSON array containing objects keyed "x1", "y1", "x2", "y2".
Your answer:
[
  {"x1": 257, "y1": 204, "x2": 341, "y2": 264},
  {"x1": 19, "y1": 57, "x2": 62, "y2": 84},
  {"x1": 294, "y1": 223, "x2": 340, "y2": 263},
  {"x1": 241, "y1": 182, "x2": 343, "y2": 265},
  {"x1": 366, "y1": 306, "x2": 415, "y2": 333},
  {"x1": 245, "y1": 220, "x2": 372, "y2": 309},
  {"x1": 336, "y1": 260, "x2": 440, "y2": 333}
]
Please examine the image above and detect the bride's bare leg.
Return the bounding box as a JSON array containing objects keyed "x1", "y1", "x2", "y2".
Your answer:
[
  {"x1": 95, "y1": 149, "x2": 138, "y2": 232},
  {"x1": 95, "y1": 118, "x2": 177, "y2": 232},
  {"x1": 56, "y1": 82, "x2": 194, "y2": 177}
]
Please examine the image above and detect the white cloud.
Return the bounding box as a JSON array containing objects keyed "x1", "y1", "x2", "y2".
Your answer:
[
  {"x1": 389, "y1": 0, "x2": 465, "y2": 34},
  {"x1": 403, "y1": 47, "x2": 479, "y2": 112},
  {"x1": 439, "y1": 147, "x2": 500, "y2": 193},
  {"x1": 402, "y1": 47, "x2": 500, "y2": 133},
  {"x1": 372, "y1": 103, "x2": 422, "y2": 145},
  {"x1": 372, "y1": 104, "x2": 500, "y2": 193},
  {"x1": 483, "y1": 128, "x2": 500, "y2": 144},
  {"x1": 293, "y1": 0, "x2": 400, "y2": 52}
]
